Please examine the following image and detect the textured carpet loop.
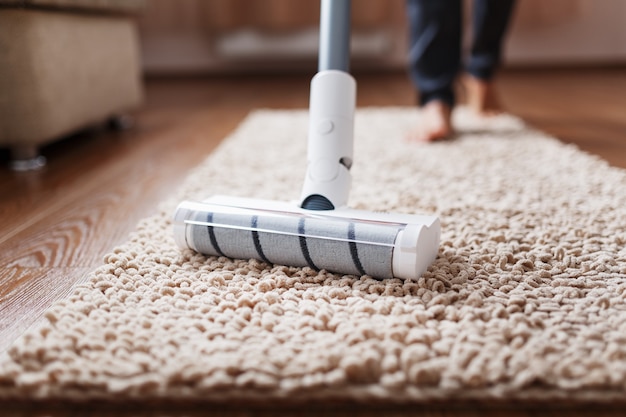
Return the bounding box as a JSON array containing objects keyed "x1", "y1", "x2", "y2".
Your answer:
[{"x1": 2, "y1": 108, "x2": 626, "y2": 403}]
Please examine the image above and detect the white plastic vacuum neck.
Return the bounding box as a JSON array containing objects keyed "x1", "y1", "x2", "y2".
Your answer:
[{"x1": 300, "y1": 70, "x2": 356, "y2": 209}]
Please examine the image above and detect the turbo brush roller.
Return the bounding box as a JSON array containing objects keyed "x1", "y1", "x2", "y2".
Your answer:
[{"x1": 173, "y1": 195, "x2": 440, "y2": 280}]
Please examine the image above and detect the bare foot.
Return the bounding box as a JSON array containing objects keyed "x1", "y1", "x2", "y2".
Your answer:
[
  {"x1": 462, "y1": 74, "x2": 502, "y2": 116},
  {"x1": 407, "y1": 100, "x2": 453, "y2": 142}
]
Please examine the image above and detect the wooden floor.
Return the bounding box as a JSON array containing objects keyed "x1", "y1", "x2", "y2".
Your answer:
[{"x1": 1, "y1": 67, "x2": 625, "y2": 415}]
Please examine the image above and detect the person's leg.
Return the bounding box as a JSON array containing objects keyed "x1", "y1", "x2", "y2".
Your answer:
[
  {"x1": 464, "y1": 0, "x2": 516, "y2": 115},
  {"x1": 405, "y1": 0, "x2": 461, "y2": 141},
  {"x1": 406, "y1": 0, "x2": 462, "y2": 107}
]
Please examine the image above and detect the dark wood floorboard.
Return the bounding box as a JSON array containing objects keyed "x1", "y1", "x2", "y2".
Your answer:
[{"x1": 1, "y1": 67, "x2": 625, "y2": 415}]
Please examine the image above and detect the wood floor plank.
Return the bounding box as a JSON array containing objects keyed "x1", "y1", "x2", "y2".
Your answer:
[
  {"x1": 0, "y1": 267, "x2": 92, "y2": 352},
  {"x1": 0, "y1": 109, "x2": 238, "y2": 268},
  {"x1": 496, "y1": 68, "x2": 626, "y2": 169}
]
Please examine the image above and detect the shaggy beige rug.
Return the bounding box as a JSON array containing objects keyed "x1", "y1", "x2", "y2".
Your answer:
[{"x1": 1, "y1": 108, "x2": 626, "y2": 403}]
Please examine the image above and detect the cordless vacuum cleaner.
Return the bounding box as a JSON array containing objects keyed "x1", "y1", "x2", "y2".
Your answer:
[{"x1": 173, "y1": 0, "x2": 440, "y2": 280}]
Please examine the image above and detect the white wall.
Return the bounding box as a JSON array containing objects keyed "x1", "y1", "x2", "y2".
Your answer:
[
  {"x1": 138, "y1": 0, "x2": 626, "y2": 74},
  {"x1": 504, "y1": 0, "x2": 626, "y2": 65}
]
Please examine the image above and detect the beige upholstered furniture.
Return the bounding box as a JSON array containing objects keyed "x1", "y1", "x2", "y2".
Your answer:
[{"x1": 0, "y1": 0, "x2": 144, "y2": 170}]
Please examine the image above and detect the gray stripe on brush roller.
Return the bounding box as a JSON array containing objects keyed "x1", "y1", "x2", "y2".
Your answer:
[
  {"x1": 190, "y1": 211, "x2": 222, "y2": 256},
  {"x1": 189, "y1": 211, "x2": 400, "y2": 279},
  {"x1": 348, "y1": 222, "x2": 367, "y2": 276},
  {"x1": 206, "y1": 212, "x2": 225, "y2": 257},
  {"x1": 301, "y1": 217, "x2": 397, "y2": 278},
  {"x1": 257, "y1": 215, "x2": 310, "y2": 268},
  {"x1": 251, "y1": 215, "x2": 272, "y2": 265}
]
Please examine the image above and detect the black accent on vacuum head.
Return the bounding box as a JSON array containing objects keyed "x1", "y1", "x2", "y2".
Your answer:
[{"x1": 301, "y1": 194, "x2": 335, "y2": 211}]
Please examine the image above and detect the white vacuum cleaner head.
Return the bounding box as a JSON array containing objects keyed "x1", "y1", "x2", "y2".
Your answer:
[{"x1": 174, "y1": 195, "x2": 440, "y2": 280}]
